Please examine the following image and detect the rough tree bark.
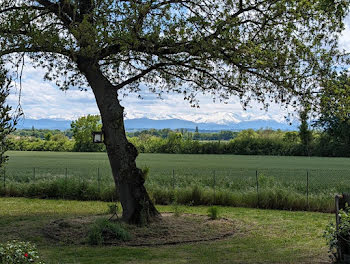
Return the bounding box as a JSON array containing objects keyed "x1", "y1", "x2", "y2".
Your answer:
[{"x1": 77, "y1": 57, "x2": 160, "y2": 225}]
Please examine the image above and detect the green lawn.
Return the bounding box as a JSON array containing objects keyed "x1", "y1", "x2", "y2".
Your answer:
[{"x1": 0, "y1": 197, "x2": 333, "y2": 263}]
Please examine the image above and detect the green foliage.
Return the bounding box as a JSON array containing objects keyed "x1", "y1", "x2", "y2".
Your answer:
[
  {"x1": 314, "y1": 73, "x2": 350, "y2": 157},
  {"x1": 0, "y1": 65, "x2": 19, "y2": 168},
  {"x1": 12, "y1": 129, "x2": 72, "y2": 139},
  {"x1": 107, "y1": 203, "x2": 119, "y2": 215},
  {"x1": 141, "y1": 166, "x2": 150, "y2": 181},
  {"x1": 190, "y1": 186, "x2": 202, "y2": 206},
  {"x1": 88, "y1": 218, "x2": 131, "y2": 245},
  {"x1": 258, "y1": 174, "x2": 276, "y2": 188},
  {"x1": 299, "y1": 107, "x2": 313, "y2": 156},
  {"x1": 8, "y1": 136, "x2": 74, "y2": 152},
  {"x1": 71, "y1": 115, "x2": 105, "y2": 152},
  {"x1": 8, "y1": 126, "x2": 350, "y2": 157},
  {"x1": 171, "y1": 202, "x2": 183, "y2": 217},
  {"x1": 207, "y1": 206, "x2": 220, "y2": 220},
  {"x1": 128, "y1": 129, "x2": 307, "y2": 156},
  {"x1": 127, "y1": 127, "x2": 350, "y2": 157},
  {"x1": 0, "y1": 176, "x2": 335, "y2": 213},
  {"x1": 324, "y1": 206, "x2": 350, "y2": 262},
  {"x1": 87, "y1": 225, "x2": 104, "y2": 246},
  {"x1": 44, "y1": 132, "x2": 52, "y2": 141},
  {"x1": 0, "y1": 240, "x2": 44, "y2": 264}
]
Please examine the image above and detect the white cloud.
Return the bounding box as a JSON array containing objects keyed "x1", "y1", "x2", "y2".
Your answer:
[{"x1": 8, "y1": 66, "x2": 99, "y2": 120}]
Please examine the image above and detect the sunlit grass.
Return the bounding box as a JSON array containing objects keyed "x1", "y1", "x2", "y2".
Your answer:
[{"x1": 0, "y1": 198, "x2": 333, "y2": 263}]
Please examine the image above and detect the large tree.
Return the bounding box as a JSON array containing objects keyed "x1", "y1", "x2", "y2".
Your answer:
[
  {"x1": 314, "y1": 72, "x2": 350, "y2": 156},
  {"x1": 0, "y1": 0, "x2": 348, "y2": 224},
  {"x1": 298, "y1": 105, "x2": 313, "y2": 156}
]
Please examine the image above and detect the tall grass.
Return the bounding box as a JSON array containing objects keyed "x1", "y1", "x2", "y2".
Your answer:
[
  {"x1": 0, "y1": 177, "x2": 335, "y2": 212},
  {"x1": 0, "y1": 152, "x2": 345, "y2": 213}
]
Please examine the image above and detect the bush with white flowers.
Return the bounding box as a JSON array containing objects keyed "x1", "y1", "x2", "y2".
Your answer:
[{"x1": 0, "y1": 240, "x2": 44, "y2": 264}]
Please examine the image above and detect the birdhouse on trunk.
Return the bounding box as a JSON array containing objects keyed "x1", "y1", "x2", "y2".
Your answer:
[{"x1": 92, "y1": 131, "x2": 103, "y2": 143}]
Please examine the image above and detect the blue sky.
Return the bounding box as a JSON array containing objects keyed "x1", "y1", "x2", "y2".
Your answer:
[{"x1": 6, "y1": 16, "x2": 350, "y2": 124}]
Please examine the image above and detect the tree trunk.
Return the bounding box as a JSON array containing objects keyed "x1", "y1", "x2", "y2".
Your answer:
[{"x1": 77, "y1": 58, "x2": 160, "y2": 225}]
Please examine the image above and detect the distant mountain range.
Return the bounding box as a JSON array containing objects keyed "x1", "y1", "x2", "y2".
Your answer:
[
  {"x1": 125, "y1": 118, "x2": 298, "y2": 131},
  {"x1": 15, "y1": 117, "x2": 298, "y2": 131}
]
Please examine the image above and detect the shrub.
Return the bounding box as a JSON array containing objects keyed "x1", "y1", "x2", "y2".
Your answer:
[
  {"x1": 190, "y1": 186, "x2": 202, "y2": 205},
  {"x1": 107, "y1": 203, "x2": 119, "y2": 216},
  {"x1": 324, "y1": 206, "x2": 350, "y2": 262},
  {"x1": 87, "y1": 218, "x2": 131, "y2": 245},
  {"x1": 149, "y1": 187, "x2": 174, "y2": 205},
  {"x1": 0, "y1": 240, "x2": 44, "y2": 264},
  {"x1": 141, "y1": 166, "x2": 150, "y2": 181},
  {"x1": 207, "y1": 206, "x2": 220, "y2": 220},
  {"x1": 172, "y1": 202, "x2": 184, "y2": 217}
]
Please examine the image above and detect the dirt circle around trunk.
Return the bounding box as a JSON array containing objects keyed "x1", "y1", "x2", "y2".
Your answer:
[{"x1": 44, "y1": 213, "x2": 238, "y2": 246}]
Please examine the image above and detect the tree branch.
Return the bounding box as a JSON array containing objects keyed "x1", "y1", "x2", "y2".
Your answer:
[
  {"x1": 0, "y1": 29, "x2": 29, "y2": 35},
  {"x1": 0, "y1": 5, "x2": 46, "y2": 13},
  {"x1": 0, "y1": 46, "x2": 70, "y2": 57},
  {"x1": 115, "y1": 62, "x2": 168, "y2": 89},
  {"x1": 99, "y1": 0, "x2": 273, "y2": 59},
  {"x1": 35, "y1": 0, "x2": 76, "y2": 26},
  {"x1": 78, "y1": 0, "x2": 94, "y2": 18}
]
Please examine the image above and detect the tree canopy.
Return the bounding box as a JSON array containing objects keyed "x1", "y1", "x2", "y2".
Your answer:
[
  {"x1": 317, "y1": 72, "x2": 350, "y2": 126},
  {"x1": 1, "y1": 0, "x2": 348, "y2": 106},
  {"x1": 313, "y1": 72, "x2": 350, "y2": 156}
]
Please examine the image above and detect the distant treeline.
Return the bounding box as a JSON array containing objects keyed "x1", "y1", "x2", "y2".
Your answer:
[
  {"x1": 9, "y1": 133, "x2": 74, "y2": 152},
  {"x1": 12, "y1": 128, "x2": 73, "y2": 139},
  {"x1": 8, "y1": 127, "x2": 350, "y2": 157},
  {"x1": 12, "y1": 127, "x2": 238, "y2": 141},
  {"x1": 127, "y1": 128, "x2": 238, "y2": 141},
  {"x1": 129, "y1": 129, "x2": 308, "y2": 156}
]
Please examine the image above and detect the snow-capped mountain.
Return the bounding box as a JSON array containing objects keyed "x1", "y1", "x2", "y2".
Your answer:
[
  {"x1": 124, "y1": 118, "x2": 298, "y2": 131},
  {"x1": 169, "y1": 112, "x2": 241, "y2": 125},
  {"x1": 15, "y1": 111, "x2": 299, "y2": 131},
  {"x1": 124, "y1": 111, "x2": 289, "y2": 125}
]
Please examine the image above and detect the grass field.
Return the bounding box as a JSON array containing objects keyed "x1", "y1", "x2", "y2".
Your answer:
[
  {"x1": 2, "y1": 151, "x2": 350, "y2": 211},
  {"x1": 6, "y1": 151, "x2": 350, "y2": 170},
  {"x1": 4, "y1": 151, "x2": 350, "y2": 192},
  {"x1": 0, "y1": 197, "x2": 334, "y2": 263}
]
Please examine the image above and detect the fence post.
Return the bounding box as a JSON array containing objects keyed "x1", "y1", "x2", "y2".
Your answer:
[
  {"x1": 64, "y1": 168, "x2": 68, "y2": 199},
  {"x1": 172, "y1": 169, "x2": 175, "y2": 190},
  {"x1": 213, "y1": 170, "x2": 216, "y2": 204},
  {"x1": 335, "y1": 194, "x2": 342, "y2": 260},
  {"x1": 256, "y1": 170, "x2": 259, "y2": 208},
  {"x1": 98, "y1": 167, "x2": 101, "y2": 194},
  {"x1": 3, "y1": 167, "x2": 5, "y2": 189},
  {"x1": 306, "y1": 170, "x2": 309, "y2": 209}
]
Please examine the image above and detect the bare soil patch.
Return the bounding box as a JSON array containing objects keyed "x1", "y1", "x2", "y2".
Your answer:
[{"x1": 43, "y1": 213, "x2": 237, "y2": 246}]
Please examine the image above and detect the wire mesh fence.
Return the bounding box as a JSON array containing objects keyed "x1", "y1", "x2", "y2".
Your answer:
[{"x1": 0, "y1": 166, "x2": 348, "y2": 211}]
